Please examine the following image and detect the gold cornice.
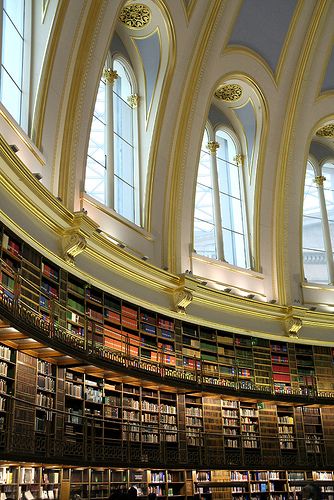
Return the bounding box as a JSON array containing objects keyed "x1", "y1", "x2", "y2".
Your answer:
[
  {"x1": 0, "y1": 109, "x2": 45, "y2": 167},
  {"x1": 143, "y1": 1, "x2": 176, "y2": 232},
  {"x1": 0, "y1": 137, "x2": 72, "y2": 229},
  {"x1": 275, "y1": 0, "x2": 327, "y2": 305},
  {"x1": 58, "y1": 0, "x2": 106, "y2": 207},
  {"x1": 32, "y1": 0, "x2": 69, "y2": 148},
  {"x1": 167, "y1": 0, "x2": 222, "y2": 272}
]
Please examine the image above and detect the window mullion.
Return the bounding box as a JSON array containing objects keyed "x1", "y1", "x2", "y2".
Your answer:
[
  {"x1": 207, "y1": 141, "x2": 224, "y2": 261},
  {"x1": 104, "y1": 70, "x2": 116, "y2": 208}
]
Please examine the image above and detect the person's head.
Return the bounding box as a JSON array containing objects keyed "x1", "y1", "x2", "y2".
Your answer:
[
  {"x1": 302, "y1": 484, "x2": 321, "y2": 500},
  {"x1": 128, "y1": 487, "x2": 137, "y2": 499},
  {"x1": 148, "y1": 493, "x2": 157, "y2": 500}
]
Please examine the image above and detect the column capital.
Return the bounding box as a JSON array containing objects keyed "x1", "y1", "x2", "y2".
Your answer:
[
  {"x1": 314, "y1": 175, "x2": 326, "y2": 186},
  {"x1": 103, "y1": 68, "x2": 118, "y2": 85},
  {"x1": 206, "y1": 141, "x2": 220, "y2": 154},
  {"x1": 233, "y1": 154, "x2": 244, "y2": 166},
  {"x1": 127, "y1": 93, "x2": 140, "y2": 108}
]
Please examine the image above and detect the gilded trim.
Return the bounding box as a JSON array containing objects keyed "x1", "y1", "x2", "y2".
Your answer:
[
  {"x1": 181, "y1": 0, "x2": 197, "y2": 22},
  {"x1": 143, "y1": 0, "x2": 176, "y2": 232},
  {"x1": 58, "y1": 0, "x2": 106, "y2": 207},
  {"x1": 0, "y1": 110, "x2": 45, "y2": 167},
  {"x1": 32, "y1": 0, "x2": 69, "y2": 149},
  {"x1": 275, "y1": 0, "x2": 328, "y2": 305},
  {"x1": 167, "y1": 0, "x2": 222, "y2": 272},
  {"x1": 0, "y1": 137, "x2": 72, "y2": 227},
  {"x1": 130, "y1": 27, "x2": 162, "y2": 125},
  {"x1": 275, "y1": 0, "x2": 304, "y2": 83}
]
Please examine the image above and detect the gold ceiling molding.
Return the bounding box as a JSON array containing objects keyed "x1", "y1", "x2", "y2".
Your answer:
[
  {"x1": 58, "y1": 0, "x2": 105, "y2": 208},
  {"x1": 119, "y1": 3, "x2": 151, "y2": 29},
  {"x1": 167, "y1": 0, "x2": 222, "y2": 272},
  {"x1": 32, "y1": 0, "x2": 69, "y2": 149},
  {"x1": 275, "y1": 0, "x2": 327, "y2": 305},
  {"x1": 214, "y1": 83, "x2": 242, "y2": 102},
  {"x1": 316, "y1": 124, "x2": 334, "y2": 137}
]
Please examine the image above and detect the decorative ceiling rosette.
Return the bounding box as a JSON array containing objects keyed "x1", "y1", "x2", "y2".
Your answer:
[{"x1": 119, "y1": 3, "x2": 151, "y2": 29}]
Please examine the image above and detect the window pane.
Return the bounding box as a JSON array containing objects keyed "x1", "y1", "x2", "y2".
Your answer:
[
  {"x1": 85, "y1": 156, "x2": 106, "y2": 203},
  {"x1": 303, "y1": 216, "x2": 324, "y2": 250},
  {"x1": 114, "y1": 134, "x2": 134, "y2": 186},
  {"x1": 234, "y1": 231, "x2": 247, "y2": 268},
  {"x1": 2, "y1": 12, "x2": 23, "y2": 85},
  {"x1": 194, "y1": 218, "x2": 217, "y2": 259},
  {"x1": 4, "y1": 0, "x2": 24, "y2": 35},
  {"x1": 303, "y1": 249, "x2": 329, "y2": 284},
  {"x1": 94, "y1": 81, "x2": 106, "y2": 122},
  {"x1": 113, "y1": 60, "x2": 132, "y2": 100},
  {"x1": 194, "y1": 184, "x2": 214, "y2": 224},
  {"x1": 113, "y1": 93, "x2": 133, "y2": 145},
  {"x1": 302, "y1": 162, "x2": 328, "y2": 283},
  {"x1": 197, "y1": 149, "x2": 212, "y2": 188},
  {"x1": 222, "y1": 228, "x2": 233, "y2": 264},
  {"x1": 0, "y1": 68, "x2": 21, "y2": 122},
  {"x1": 88, "y1": 116, "x2": 105, "y2": 165},
  {"x1": 220, "y1": 194, "x2": 243, "y2": 233},
  {"x1": 114, "y1": 177, "x2": 134, "y2": 222}
]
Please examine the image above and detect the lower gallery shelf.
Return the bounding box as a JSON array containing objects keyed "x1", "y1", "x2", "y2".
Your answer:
[{"x1": 1, "y1": 467, "x2": 334, "y2": 500}]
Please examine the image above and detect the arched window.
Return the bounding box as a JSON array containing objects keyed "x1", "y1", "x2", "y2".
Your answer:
[
  {"x1": 85, "y1": 57, "x2": 139, "y2": 225},
  {"x1": 303, "y1": 160, "x2": 334, "y2": 284},
  {"x1": 194, "y1": 129, "x2": 216, "y2": 258},
  {"x1": 194, "y1": 128, "x2": 250, "y2": 268},
  {"x1": 0, "y1": 0, "x2": 29, "y2": 129}
]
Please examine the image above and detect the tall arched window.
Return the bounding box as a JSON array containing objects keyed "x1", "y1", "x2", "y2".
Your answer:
[
  {"x1": 85, "y1": 57, "x2": 139, "y2": 225},
  {"x1": 194, "y1": 130, "x2": 216, "y2": 258},
  {"x1": 0, "y1": 0, "x2": 28, "y2": 129},
  {"x1": 194, "y1": 128, "x2": 250, "y2": 268},
  {"x1": 302, "y1": 160, "x2": 334, "y2": 284}
]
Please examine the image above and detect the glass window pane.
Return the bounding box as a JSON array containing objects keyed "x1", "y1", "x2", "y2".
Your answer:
[
  {"x1": 303, "y1": 216, "x2": 324, "y2": 250},
  {"x1": 220, "y1": 193, "x2": 232, "y2": 230},
  {"x1": 222, "y1": 229, "x2": 233, "y2": 264},
  {"x1": 114, "y1": 134, "x2": 134, "y2": 185},
  {"x1": 197, "y1": 149, "x2": 212, "y2": 188},
  {"x1": 234, "y1": 231, "x2": 247, "y2": 268},
  {"x1": 303, "y1": 249, "x2": 329, "y2": 284},
  {"x1": 194, "y1": 218, "x2": 217, "y2": 259},
  {"x1": 2, "y1": 12, "x2": 23, "y2": 85},
  {"x1": 0, "y1": 68, "x2": 21, "y2": 122},
  {"x1": 114, "y1": 177, "x2": 134, "y2": 222},
  {"x1": 85, "y1": 157, "x2": 106, "y2": 203},
  {"x1": 194, "y1": 184, "x2": 214, "y2": 224},
  {"x1": 94, "y1": 81, "x2": 106, "y2": 122},
  {"x1": 302, "y1": 161, "x2": 328, "y2": 283},
  {"x1": 4, "y1": 0, "x2": 24, "y2": 35},
  {"x1": 113, "y1": 93, "x2": 133, "y2": 145},
  {"x1": 113, "y1": 60, "x2": 132, "y2": 100}
]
